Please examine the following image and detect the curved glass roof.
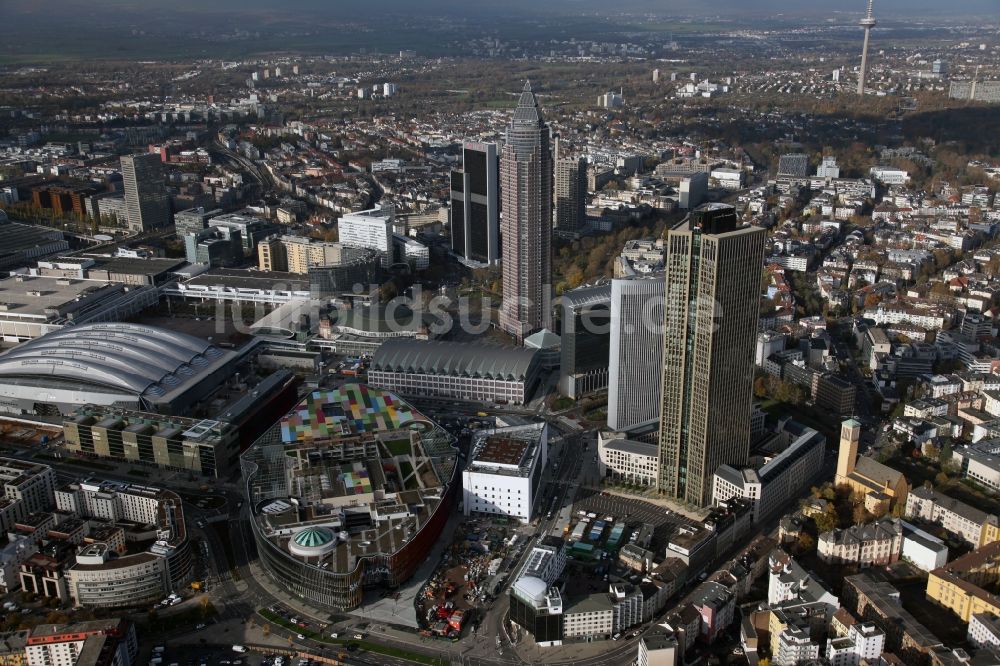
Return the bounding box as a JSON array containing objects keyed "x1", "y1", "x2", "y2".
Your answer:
[{"x1": 0, "y1": 322, "x2": 226, "y2": 398}]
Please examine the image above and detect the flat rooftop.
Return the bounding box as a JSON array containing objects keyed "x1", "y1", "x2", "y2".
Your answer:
[
  {"x1": 476, "y1": 436, "x2": 530, "y2": 466},
  {"x1": 183, "y1": 267, "x2": 309, "y2": 292},
  {"x1": 0, "y1": 275, "x2": 126, "y2": 321}
]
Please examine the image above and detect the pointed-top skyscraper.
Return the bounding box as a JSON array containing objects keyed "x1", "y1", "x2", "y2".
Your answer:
[{"x1": 499, "y1": 81, "x2": 553, "y2": 343}]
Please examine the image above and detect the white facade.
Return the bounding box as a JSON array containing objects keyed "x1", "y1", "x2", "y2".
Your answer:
[
  {"x1": 712, "y1": 425, "x2": 825, "y2": 523},
  {"x1": 775, "y1": 627, "x2": 819, "y2": 666},
  {"x1": 608, "y1": 275, "x2": 664, "y2": 432},
  {"x1": 25, "y1": 620, "x2": 138, "y2": 666},
  {"x1": 462, "y1": 423, "x2": 547, "y2": 524},
  {"x1": 900, "y1": 521, "x2": 949, "y2": 571},
  {"x1": 826, "y1": 622, "x2": 885, "y2": 666},
  {"x1": 598, "y1": 432, "x2": 658, "y2": 485},
  {"x1": 394, "y1": 234, "x2": 429, "y2": 270},
  {"x1": 869, "y1": 167, "x2": 909, "y2": 185},
  {"x1": 756, "y1": 331, "x2": 786, "y2": 366},
  {"x1": 969, "y1": 612, "x2": 1000, "y2": 650},
  {"x1": 679, "y1": 173, "x2": 708, "y2": 209},
  {"x1": 339, "y1": 206, "x2": 394, "y2": 266},
  {"x1": 904, "y1": 486, "x2": 988, "y2": 547},
  {"x1": 0, "y1": 458, "x2": 55, "y2": 515}
]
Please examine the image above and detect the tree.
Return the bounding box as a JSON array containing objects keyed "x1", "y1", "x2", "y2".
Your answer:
[
  {"x1": 814, "y1": 507, "x2": 837, "y2": 533},
  {"x1": 853, "y1": 504, "x2": 872, "y2": 525},
  {"x1": 796, "y1": 533, "x2": 816, "y2": 555}
]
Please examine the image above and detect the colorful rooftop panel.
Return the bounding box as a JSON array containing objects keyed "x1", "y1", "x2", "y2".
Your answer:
[{"x1": 280, "y1": 383, "x2": 424, "y2": 443}]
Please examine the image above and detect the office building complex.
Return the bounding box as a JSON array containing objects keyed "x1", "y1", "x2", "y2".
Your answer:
[
  {"x1": 339, "y1": 206, "x2": 395, "y2": 268},
  {"x1": 712, "y1": 421, "x2": 826, "y2": 523},
  {"x1": 258, "y1": 235, "x2": 368, "y2": 274},
  {"x1": 57, "y1": 480, "x2": 191, "y2": 608},
  {"x1": 554, "y1": 155, "x2": 587, "y2": 235},
  {"x1": 558, "y1": 284, "x2": 611, "y2": 399},
  {"x1": 209, "y1": 210, "x2": 278, "y2": 255},
  {"x1": 183, "y1": 227, "x2": 243, "y2": 267},
  {"x1": 658, "y1": 204, "x2": 766, "y2": 506},
  {"x1": 462, "y1": 422, "x2": 548, "y2": 524},
  {"x1": 243, "y1": 384, "x2": 457, "y2": 611},
  {"x1": 63, "y1": 407, "x2": 240, "y2": 479},
  {"x1": 608, "y1": 275, "x2": 664, "y2": 433},
  {"x1": 174, "y1": 206, "x2": 221, "y2": 237},
  {"x1": 450, "y1": 142, "x2": 499, "y2": 266},
  {"x1": 499, "y1": 82, "x2": 553, "y2": 343},
  {"x1": 120, "y1": 153, "x2": 171, "y2": 233}
]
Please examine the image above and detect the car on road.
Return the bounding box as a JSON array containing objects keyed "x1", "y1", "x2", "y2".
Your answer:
[
  {"x1": 612, "y1": 632, "x2": 621, "y2": 641},
  {"x1": 329, "y1": 632, "x2": 338, "y2": 639},
  {"x1": 195, "y1": 623, "x2": 206, "y2": 630},
  {"x1": 296, "y1": 634, "x2": 305, "y2": 640}
]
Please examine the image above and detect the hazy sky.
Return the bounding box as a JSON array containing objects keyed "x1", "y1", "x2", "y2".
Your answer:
[{"x1": 6, "y1": 0, "x2": 999, "y2": 18}]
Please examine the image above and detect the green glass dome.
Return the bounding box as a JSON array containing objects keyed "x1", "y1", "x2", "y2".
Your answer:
[{"x1": 293, "y1": 527, "x2": 334, "y2": 547}]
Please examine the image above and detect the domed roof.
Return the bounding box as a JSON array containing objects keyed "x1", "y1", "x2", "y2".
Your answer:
[
  {"x1": 513, "y1": 576, "x2": 548, "y2": 604},
  {"x1": 293, "y1": 526, "x2": 335, "y2": 547}
]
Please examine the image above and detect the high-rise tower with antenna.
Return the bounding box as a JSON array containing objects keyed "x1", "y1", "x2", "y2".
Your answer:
[{"x1": 858, "y1": 0, "x2": 877, "y2": 95}]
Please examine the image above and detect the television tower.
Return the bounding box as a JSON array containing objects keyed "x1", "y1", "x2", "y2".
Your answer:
[{"x1": 857, "y1": 0, "x2": 877, "y2": 95}]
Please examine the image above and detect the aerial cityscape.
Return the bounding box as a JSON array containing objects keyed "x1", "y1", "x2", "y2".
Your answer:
[{"x1": 0, "y1": 0, "x2": 1000, "y2": 665}]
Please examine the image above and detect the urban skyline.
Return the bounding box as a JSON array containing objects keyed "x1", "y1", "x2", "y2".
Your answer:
[{"x1": 0, "y1": 2, "x2": 996, "y2": 665}]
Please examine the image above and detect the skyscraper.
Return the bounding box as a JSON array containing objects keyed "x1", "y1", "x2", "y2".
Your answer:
[
  {"x1": 450, "y1": 142, "x2": 499, "y2": 266},
  {"x1": 554, "y1": 154, "x2": 587, "y2": 235},
  {"x1": 559, "y1": 283, "x2": 611, "y2": 399},
  {"x1": 657, "y1": 204, "x2": 766, "y2": 506},
  {"x1": 608, "y1": 274, "x2": 664, "y2": 433},
  {"x1": 858, "y1": 0, "x2": 877, "y2": 95},
  {"x1": 499, "y1": 82, "x2": 553, "y2": 343},
  {"x1": 121, "y1": 153, "x2": 171, "y2": 232}
]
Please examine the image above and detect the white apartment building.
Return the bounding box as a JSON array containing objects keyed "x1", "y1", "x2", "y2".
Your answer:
[
  {"x1": 462, "y1": 423, "x2": 547, "y2": 524},
  {"x1": 66, "y1": 543, "x2": 170, "y2": 608},
  {"x1": 712, "y1": 422, "x2": 825, "y2": 523},
  {"x1": 969, "y1": 612, "x2": 1000, "y2": 650},
  {"x1": 563, "y1": 594, "x2": 614, "y2": 638},
  {"x1": 0, "y1": 458, "x2": 55, "y2": 515},
  {"x1": 608, "y1": 275, "x2": 664, "y2": 432},
  {"x1": 338, "y1": 206, "x2": 394, "y2": 267},
  {"x1": 597, "y1": 432, "x2": 658, "y2": 486},
  {"x1": 870, "y1": 305, "x2": 949, "y2": 331},
  {"x1": 56, "y1": 481, "x2": 163, "y2": 525},
  {"x1": 826, "y1": 622, "x2": 885, "y2": 666},
  {"x1": 638, "y1": 628, "x2": 679, "y2": 666},
  {"x1": 904, "y1": 485, "x2": 993, "y2": 547},
  {"x1": 775, "y1": 625, "x2": 820, "y2": 666}
]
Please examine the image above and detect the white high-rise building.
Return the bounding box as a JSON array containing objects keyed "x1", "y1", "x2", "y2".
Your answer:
[
  {"x1": 608, "y1": 274, "x2": 664, "y2": 433},
  {"x1": 826, "y1": 622, "x2": 885, "y2": 666},
  {"x1": 816, "y1": 156, "x2": 841, "y2": 179},
  {"x1": 339, "y1": 205, "x2": 394, "y2": 267}
]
